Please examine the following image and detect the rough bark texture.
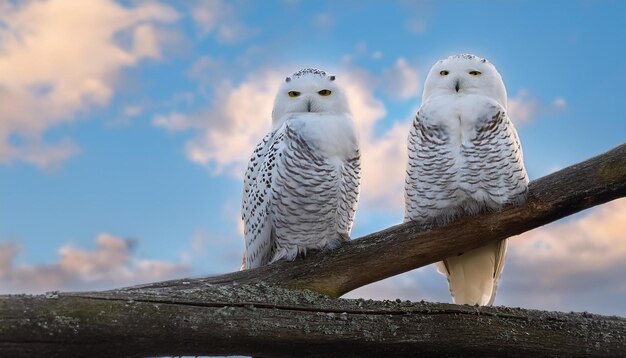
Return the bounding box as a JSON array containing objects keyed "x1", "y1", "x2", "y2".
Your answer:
[
  {"x1": 0, "y1": 143, "x2": 625, "y2": 357},
  {"x1": 141, "y1": 142, "x2": 626, "y2": 297},
  {"x1": 1, "y1": 284, "x2": 625, "y2": 357}
]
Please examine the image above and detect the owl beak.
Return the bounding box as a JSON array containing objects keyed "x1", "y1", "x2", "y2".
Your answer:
[
  {"x1": 306, "y1": 99, "x2": 312, "y2": 112},
  {"x1": 454, "y1": 80, "x2": 460, "y2": 93}
]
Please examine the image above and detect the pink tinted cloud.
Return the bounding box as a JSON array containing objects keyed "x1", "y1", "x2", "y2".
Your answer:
[
  {"x1": 0, "y1": 233, "x2": 190, "y2": 294},
  {"x1": 344, "y1": 199, "x2": 626, "y2": 315},
  {"x1": 0, "y1": 0, "x2": 179, "y2": 169}
]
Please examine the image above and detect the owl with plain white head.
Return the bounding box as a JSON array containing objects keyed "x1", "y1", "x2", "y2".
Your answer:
[
  {"x1": 241, "y1": 68, "x2": 361, "y2": 269},
  {"x1": 405, "y1": 54, "x2": 528, "y2": 305}
]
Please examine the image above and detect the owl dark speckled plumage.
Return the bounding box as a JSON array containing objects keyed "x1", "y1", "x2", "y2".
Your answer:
[{"x1": 241, "y1": 68, "x2": 361, "y2": 269}]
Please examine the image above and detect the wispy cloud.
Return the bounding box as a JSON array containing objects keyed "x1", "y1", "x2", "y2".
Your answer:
[
  {"x1": 122, "y1": 105, "x2": 144, "y2": 118},
  {"x1": 341, "y1": 41, "x2": 385, "y2": 65},
  {"x1": 508, "y1": 90, "x2": 567, "y2": 125},
  {"x1": 380, "y1": 58, "x2": 421, "y2": 100},
  {"x1": 186, "y1": 55, "x2": 226, "y2": 87},
  {"x1": 311, "y1": 12, "x2": 334, "y2": 30},
  {"x1": 405, "y1": 18, "x2": 427, "y2": 34},
  {"x1": 0, "y1": 0, "x2": 179, "y2": 169},
  {"x1": 152, "y1": 62, "x2": 414, "y2": 211},
  {"x1": 154, "y1": 69, "x2": 281, "y2": 175},
  {"x1": 191, "y1": 0, "x2": 254, "y2": 43},
  {"x1": 345, "y1": 199, "x2": 626, "y2": 315},
  {"x1": 0, "y1": 233, "x2": 190, "y2": 294},
  {"x1": 502, "y1": 198, "x2": 626, "y2": 313},
  {"x1": 180, "y1": 227, "x2": 243, "y2": 274},
  {"x1": 401, "y1": 0, "x2": 434, "y2": 35}
]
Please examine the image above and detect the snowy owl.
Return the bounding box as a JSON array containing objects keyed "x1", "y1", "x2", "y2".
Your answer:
[
  {"x1": 241, "y1": 68, "x2": 361, "y2": 270},
  {"x1": 404, "y1": 54, "x2": 528, "y2": 305}
]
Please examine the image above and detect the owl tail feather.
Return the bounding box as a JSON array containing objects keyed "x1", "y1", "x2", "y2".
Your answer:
[{"x1": 436, "y1": 240, "x2": 507, "y2": 306}]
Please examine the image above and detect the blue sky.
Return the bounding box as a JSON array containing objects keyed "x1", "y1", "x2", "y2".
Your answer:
[{"x1": 1, "y1": 0, "x2": 625, "y2": 315}]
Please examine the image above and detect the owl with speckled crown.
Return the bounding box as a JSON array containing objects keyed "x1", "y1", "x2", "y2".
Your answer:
[{"x1": 241, "y1": 68, "x2": 361, "y2": 270}]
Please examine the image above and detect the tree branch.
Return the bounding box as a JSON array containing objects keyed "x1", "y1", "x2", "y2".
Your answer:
[
  {"x1": 1, "y1": 142, "x2": 625, "y2": 357},
  {"x1": 140, "y1": 142, "x2": 626, "y2": 297}
]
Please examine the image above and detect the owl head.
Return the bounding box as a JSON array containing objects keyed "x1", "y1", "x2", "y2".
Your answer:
[
  {"x1": 271, "y1": 68, "x2": 350, "y2": 129},
  {"x1": 422, "y1": 54, "x2": 507, "y2": 108}
]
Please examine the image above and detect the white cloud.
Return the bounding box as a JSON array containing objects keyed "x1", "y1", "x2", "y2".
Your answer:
[
  {"x1": 405, "y1": 18, "x2": 427, "y2": 34},
  {"x1": 401, "y1": 1, "x2": 433, "y2": 35},
  {"x1": 344, "y1": 199, "x2": 626, "y2": 315},
  {"x1": 312, "y1": 12, "x2": 334, "y2": 29},
  {"x1": 380, "y1": 58, "x2": 421, "y2": 100},
  {"x1": 153, "y1": 64, "x2": 412, "y2": 210},
  {"x1": 0, "y1": 0, "x2": 179, "y2": 169},
  {"x1": 153, "y1": 112, "x2": 204, "y2": 133},
  {"x1": 337, "y1": 68, "x2": 408, "y2": 211},
  {"x1": 191, "y1": 0, "x2": 252, "y2": 43},
  {"x1": 507, "y1": 90, "x2": 539, "y2": 124},
  {"x1": 182, "y1": 227, "x2": 243, "y2": 273},
  {"x1": 498, "y1": 198, "x2": 626, "y2": 314},
  {"x1": 341, "y1": 42, "x2": 386, "y2": 65},
  {"x1": 0, "y1": 241, "x2": 19, "y2": 279},
  {"x1": 123, "y1": 105, "x2": 143, "y2": 118},
  {"x1": 0, "y1": 233, "x2": 190, "y2": 294},
  {"x1": 2, "y1": 139, "x2": 81, "y2": 171},
  {"x1": 132, "y1": 24, "x2": 162, "y2": 59},
  {"x1": 186, "y1": 55, "x2": 225, "y2": 86},
  {"x1": 181, "y1": 69, "x2": 282, "y2": 176},
  {"x1": 354, "y1": 41, "x2": 368, "y2": 56},
  {"x1": 508, "y1": 90, "x2": 567, "y2": 125},
  {"x1": 510, "y1": 198, "x2": 626, "y2": 278},
  {"x1": 358, "y1": 120, "x2": 410, "y2": 211},
  {"x1": 552, "y1": 97, "x2": 567, "y2": 110}
]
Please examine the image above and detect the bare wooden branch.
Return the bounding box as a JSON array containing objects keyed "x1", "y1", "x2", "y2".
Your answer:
[
  {"x1": 140, "y1": 142, "x2": 626, "y2": 297},
  {"x1": 1, "y1": 142, "x2": 625, "y2": 357}
]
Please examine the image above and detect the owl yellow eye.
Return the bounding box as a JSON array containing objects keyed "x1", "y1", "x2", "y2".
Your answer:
[
  {"x1": 288, "y1": 91, "x2": 301, "y2": 97},
  {"x1": 469, "y1": 70, "x2": 482, "y2": 76},
  {"x1": 439, "y1": 70, "x2": 449, "y2": 76},
  {"x1": 318, "y1": 89, "x2": 332, "y2": 96}
]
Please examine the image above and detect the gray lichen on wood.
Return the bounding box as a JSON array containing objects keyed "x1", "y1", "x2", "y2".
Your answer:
[{"x1": 1, "y1": 283, "x2": 625, "y2": 357}]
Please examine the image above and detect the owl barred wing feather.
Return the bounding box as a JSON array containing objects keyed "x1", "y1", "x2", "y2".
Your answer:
[
  {"x1": 426, "y1": 104, "x2": 527, "y2": 306},
  {"x1": 242, "y1": 132, "x2": 273, "y2": 218},
  {"x1": 243, "y1": 118, "x2": 360, "y2": 268},
  {"x1": 241, "y1": 131, "x2": 284, "y2": 270},
  {"x1": 337, "y1": 153, "x2": 361, "y2": 239},
  {"x1": 458, "y1": 107, "x2": 526, "y2": 305},
  {"x1": 404, "y1": 111, "x2": 458, "y2": 224},
  {"x1": 269, "y1": 122, "x2": 327, "y2": 263},
  {"x1": 405, "y1": 53, "x2": 528, "y2": 306},
  {"x1": 461, "y1": 108, "x2": 528, "y2": 207},
  {"x1": 241, "y1": 67, "x2": 360, "y2": 271},
  {"x1": 270, "y1": 121, "x2": 360, "y2": 262}
]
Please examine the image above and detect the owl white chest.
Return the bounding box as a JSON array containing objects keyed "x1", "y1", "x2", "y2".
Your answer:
[
  {"x1": 284, "y1": 113, "x2": 358, "y2": 163},
  {"x1": 421, "y1": 94, "x2": 500, "y2": 148}
]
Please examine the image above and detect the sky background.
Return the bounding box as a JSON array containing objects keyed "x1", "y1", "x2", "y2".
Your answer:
[{"x1": 1, "y1": 0, "x2": 625, "y2": 316}]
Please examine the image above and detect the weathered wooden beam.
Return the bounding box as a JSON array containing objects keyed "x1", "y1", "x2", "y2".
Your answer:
[{"x1": 1, "y1": 284, "x2": 625, "y2": 357}]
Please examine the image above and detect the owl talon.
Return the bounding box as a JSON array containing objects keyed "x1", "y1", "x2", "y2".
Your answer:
[{"x1": 338, "y1": 232, "x2": 351, "y2": 242}]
